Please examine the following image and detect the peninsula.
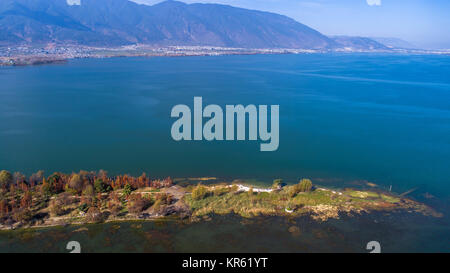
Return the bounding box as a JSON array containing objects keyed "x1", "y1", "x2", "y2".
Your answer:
[{"x1": 0, "y1": 170, "x2": 442, "y2": 231}]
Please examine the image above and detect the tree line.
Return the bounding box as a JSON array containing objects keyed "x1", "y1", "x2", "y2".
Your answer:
[{"x1": 0, "y1": 169, "x2": 173, "y2": 226}]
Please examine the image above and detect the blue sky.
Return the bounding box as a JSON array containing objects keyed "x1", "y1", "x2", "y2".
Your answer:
[{"x1": 131, "y1": 0, "x2": 450, "y2": 49}]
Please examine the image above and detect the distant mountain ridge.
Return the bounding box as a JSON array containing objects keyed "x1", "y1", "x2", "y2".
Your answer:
[
  {"x1": 0, "y1": 0, "x2": 336, "y2": 48},
  {"x1": 0, "y1": 0, "x2": 406, "y2": 51}
]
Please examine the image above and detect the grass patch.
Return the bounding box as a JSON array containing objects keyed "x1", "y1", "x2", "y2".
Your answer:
[
  {"x1": 380, "y1": 194, "x2": 400, "y2": 203},
  {"x1": 346, "y1": 190, "x2": 379, "y2": 199}
]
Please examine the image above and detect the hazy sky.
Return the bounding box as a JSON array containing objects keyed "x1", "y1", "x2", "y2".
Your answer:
[{"x1": 131, "y1": 0, "x2": 450, "y2": 49}]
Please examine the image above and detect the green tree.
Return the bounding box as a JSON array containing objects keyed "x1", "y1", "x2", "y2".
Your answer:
[
  {"x1": 46, "y1": 173, "x2": 63, "y2": 194},
  {"x1": 122, "y1": 184, "x2": 133, "y2": 197},
  {"x1": 41, "y1": 178, "x2": 52, "y2": 196},
  {"x1": 0, "y1": 170, "x2": 13, "y2": 190},
  {"x1": 94, "y1": 179, "x2": 111, "y2": 193}
]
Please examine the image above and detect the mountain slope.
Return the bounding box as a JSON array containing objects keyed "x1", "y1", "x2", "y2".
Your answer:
[
  {"x1": 0, "y1": 0, "x2": 335, "y2": 49},
  {"x1": 331, "y1": 36, "x2": 389, "y2": 51},
  {"x1": 370, "y1": 37, "x2": 417, "y2": 49}
]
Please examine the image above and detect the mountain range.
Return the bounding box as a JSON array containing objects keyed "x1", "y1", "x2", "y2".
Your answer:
[{"x1": 0, "y1": 0, "x2": 407, "y2": 50}]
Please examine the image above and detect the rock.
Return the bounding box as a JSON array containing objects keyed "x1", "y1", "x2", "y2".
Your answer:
[
  {"x1": 160, "y1": 205, "x2": 178, "y2": 216},
  {"x1": 138, "y1": 213, "x2": 150, "y2": 219}
]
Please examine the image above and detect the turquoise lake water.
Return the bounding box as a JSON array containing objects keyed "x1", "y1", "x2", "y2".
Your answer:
[
  {"x1": 0, "y1": 53, "x2": 449, "y2": 252},
  {"x1": 1, "y1": 53, "x2": 449, "y2": 197}
]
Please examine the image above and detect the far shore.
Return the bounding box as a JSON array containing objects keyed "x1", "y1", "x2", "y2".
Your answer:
[{"x1": 2, "y1": 45, "x2": 449, "y2": 67}]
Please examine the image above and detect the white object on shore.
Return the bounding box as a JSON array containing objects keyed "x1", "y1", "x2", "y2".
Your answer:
[
  {"x1": 285, "y1": 208, "x2": 294, "y2": 213},
  {"x1": 229, "y1": 184, "x2": 273, "y2": 193}
]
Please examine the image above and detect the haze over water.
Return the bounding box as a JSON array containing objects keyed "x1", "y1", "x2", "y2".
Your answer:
[{"x1": 1, "y1": 53, "x2": 450, "y2": 198}]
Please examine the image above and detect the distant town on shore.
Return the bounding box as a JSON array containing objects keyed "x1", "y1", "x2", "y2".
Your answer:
[{"x1": 1, "y1": 0, "x2": 449, "y2": 66}]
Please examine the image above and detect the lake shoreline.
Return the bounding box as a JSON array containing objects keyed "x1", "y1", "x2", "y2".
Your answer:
[
  {"x1": 0, "y1": 171, "x2": 443, "y2": 232},
  {"x1": 2, "y1": 45, "x2": 449, "y2": 67}
]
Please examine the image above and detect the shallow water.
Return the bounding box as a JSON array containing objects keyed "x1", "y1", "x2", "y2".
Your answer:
[{"x1": 0, "y1": 212, "x2": 448, "y2": 253}]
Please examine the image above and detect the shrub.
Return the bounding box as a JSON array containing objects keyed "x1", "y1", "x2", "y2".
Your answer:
[
  {"x1": 192, "y1": 184, "x2": 208, "y2": 200},
  {"x1": 68, "y1": 174, "x2": 84, "y2": 193},
  {"x1": 288, "y1": 179, "x2": 313, "y2": 197},
  {"x1": 298, "y1": 179, "x2": 313, "y2": 192},
  {"x1": 272, "y1": 179, "x2": 283, "y2": 189},
  {"x1": 85, "y1": 207, "x2": 103, "y2": 223},
  {"x1": 49, "y1": 193, "x2": 73, "y2": 216}
]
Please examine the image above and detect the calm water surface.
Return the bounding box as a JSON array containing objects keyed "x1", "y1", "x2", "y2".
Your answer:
[
  {"x1": 1, "y1": 54, "x2": 450, "y2": 195},
  {"x1": 0, "y1": 54, "x2": 449, "y2": 252}
]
